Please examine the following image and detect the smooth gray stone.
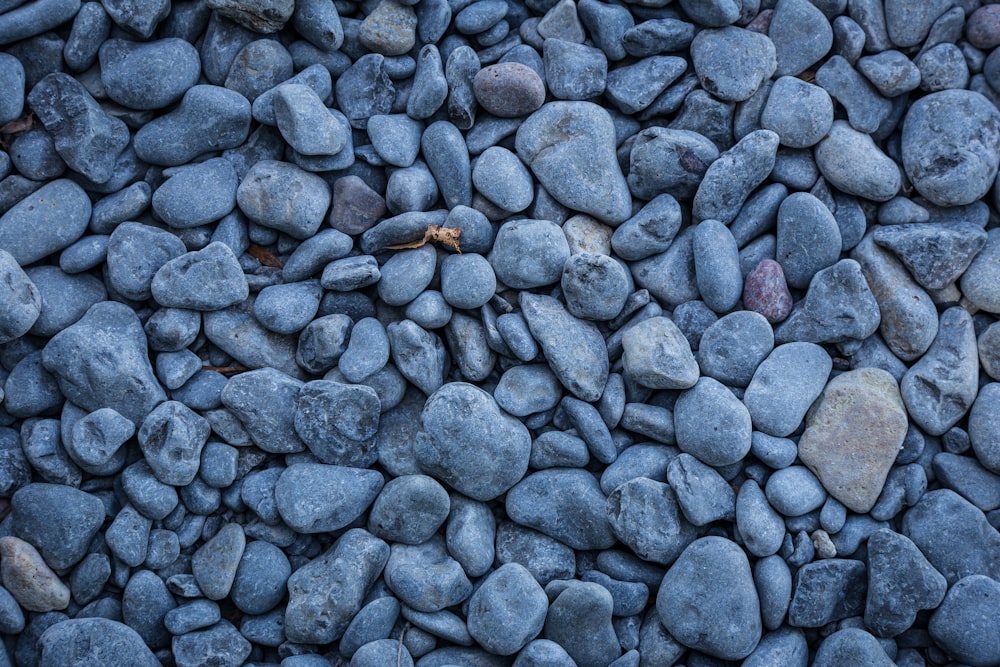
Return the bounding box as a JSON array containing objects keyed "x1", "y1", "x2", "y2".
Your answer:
[
  {"x1": 191, "y1": 523, "x2": 244, "y2": 601},
  {"x1": 698, "y1": 311, "x2": 773, "y2": 388},
  {"x1": 520, "y1": 292, "x2": 608, "y2": 401},
  {"x1": 0, "y1": 179, "x2": 91, "y2": 266},
  {"x1": 761, "y1": 76, "x2": 833, "y2": 148},
  {"x1": 692, "y1": 219, "x2": 741, "y2": 313},
  {"x1": 769, "y1": 0, "x2": 833, "y2": 76},
  {"x1": 666, "y1": 453, "x2": 735, "y2": 525},
  {"x1": 421, "y1": 120, "x2": 471, "y2": 209},
  {"x1": 814, "y1": 121, "x2": 900, "y2": 202},
  {"x1": 219, "y1": 368, "x2": 304, "y2": 453},
  {"x1": 516, "y1": 101, "x2": 631, "y2": 224},
  {"x1": 386, "y1": 319, "x2": 447, "y2": 396},
  {"x1": 273, "y1": 84, "x2": 346, "y2": 156},
  {"x1": 774, "y1": 259, "x2": 880, "y2": 345},
  {"x1": 99, "y1": 38, "x2": 200, "y2": 110},
  {"x1": 252, "y1": 63, "x2": 332, "y2": 126},
  {"x1": 152, "y1": 158, "x2": 238, "y2": 229},
  {"x1": 138, "y1": 401, "x2": 209, "y2": 486},
  {"x1": 295, "y1": 380, "x2": 380, "y2": 467},
  {"x1": 367, "y1": 114, "x2": 423, "y2": 167},
  {"x1": 743, "y1": 342, "x2": 832, "y2": 437},
  {"x1": 884, "y1": 0, "x2": 951, "y2": 48},
  {"x1": 611, "y1": 194, "x2": 682, "y2": 261},
  {"x1": 133, "y1": 85, "x2": 251, "y2": 166},
  {"x1": 656, "y1": 537, "x2": 761, "y2": 660},
  {"x1": 929, "y1": 575, "x2": 1000, "y2": 667},
  {"x1": 39, "y1": 618, "x2": 158, "y2": 667},
  {"x1": 902, "y1": 90, "x2": 1000, "y2": 207},
  {"x1": 11, "y1": 483, "x2": 104, "y2": 570},
  {"x1": 693, "y1": 129, "x2": 779, "y2": 224},
  {"x1": 851, "y1": 233, "x2": 938, "y2": 362},
  {"x1": 857, "y1": 49, "x2": 922, "y2": 97},
  {"x1": 606, "y1": 476, "x2": 697, "y2": 565},
  {"x1": 961, "y1": 227, "x2": 1000, "y2": 314},
  {"x1": 604, "y1": 55, "x2": 686, "y2": 115},
  {"x1": 675, "y1": 376, "x2": 752, "y2": 467},
  {"x1": 417, "y1": 382, "x2": 530, "y2": 501},
  {"x1": 970, "y1": 383, "x2": 1000, "y2": 474},
  {"x1": 815, "y1": 55, "x2": 892, "y2": 134},
  {"x1": 151, "y1": 242, "x2": 248, "y2": 311},
  {"x1": 743, "y1": 627, "x2": 808, "y2": 667},
  {"x1": 621, "y1": 315, "x2": 698, "y2": 390},
  {"x1": 544, "y1": 581, "x2": 622, "y2": 667},
  {"x1": 811, "y1": 628, "x2": 895, "y2": 667},
  {"x1": 788, "y1": 559, "x2": 867, "y2": 627},
  {"x1": 41, "y1": 301, "x2": 165, "y2": 425},
  {"x1": 203, "y1": 301, "x2": 303, "y2": 379},
  {"x1": 0, "y1": 249, "x2": 40, "y2": 343},
  {"x1": 627, "y1": 128, "x2": 718, "y2": 201},
  {"x1": 507, "y1": 468, "x2": 616, "y2": 550},
  {"x1": 384, "y1": 535, "x2": 471, "y2": 612},
  {"x1": 275, "y1": 463, "x2": 383, "y2": 533},
  {"x1": 236, "y1": 160, "x2": 330, "y2": 240},
  {"x1": 874, "y1": 221, "x2": 987, "y2": 291},
  {"x1": 865, "y1": 529, "x2": 947, "y2": 638},
  {"x1": 901, "y1": 307, "x2": 978, "y2": 436},
  {"x1": 690, "y1": 26, "x2": 776, "y2": 102},
  {"x1": 0, "y1": 0, "x2": 81, "y2": 46}
]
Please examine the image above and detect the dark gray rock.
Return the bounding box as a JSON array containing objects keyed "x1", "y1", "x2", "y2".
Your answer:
[
  {"x1": 788, "y1": 559, "x2": 867, "y2": 627},
  {"x1": 690, "y1": 26, "x2": 776, "y2": 102},
  {"x1": 0, "y1": 179, "x2": 91, "y2": 266},
  {"x1": 151, "y1": 242, "x2": 248, "y2": 311},
  {"x1": 812, "y1": 628, "x2": 895, "y2": 667},
  {"x1": 172, "y1": 621, "x2": 250, "y2": 667},
  {"x1": 544, "y1": 581, "x2": 622, "y2": 667},
  {"x1": 384, "y1": 535, "x2": 472, "y2": 612},
  {"x1": 666, "y1": 453, "x2": 735, "y2": 526},
  {"x1": 507, "y1": 468, "x2": 616, "y2": 550},
  {"x1": 675, "y1": 376, "x2": 752, "y2": 467},
  {"x1": 929, "y1": 575, "x2": 1000, "y2": 667},
  {"x1": 192, "y1": 523, "x2": 244, "y2": 600},
  {"x1": 815, "y1": 121, "x2": 900, "y2": 201},
  {"x1": 961, "y1": 228, "x2": 1000, "y2": 314},
  {"x1": 621, "y1": 315, "x2": 698, "y2": 390},
  {"x1": 627, "y1": 129, "x2": 718, "y2": 201},
  {"x1": 220, "y1": 368, "x2": 304, "y2": 453},
  {"x1": 606, "y1": 476, "x2": 698, "y2": 565},
  {"x1": 99, "y1": 38, "x2": 200, "y2": 110},
  {"x1": 0, "y1": 249, "x2": 40, "y2": 343},
  {"x1": 761, "y1": 76, "x2": 834, "y2": 148},
  {"x1": 11, "y1": 483, "x2": 104, "y2": 570},
  {"x1": 774, "y1": 259, "x2": 880, "y2": 345},
  {"x1": 697, "y1": 311, "x2": 773, "y2": 387},
  {"x1": 865, "y1": 529, "x2": 947, "y2": 638},
  {"x1": 743, "y1": 342, "x2": 832, "y2": 437},
  {"x1": 39, "y1": 618, "x2": 159, "y2": 667},
  {"x1": 769, "y1": 0, "x2": 833, "y2": 76},
  {"x1": 295, "y1": 380, "x2": 380, "y2": 467},
  {"x1": 815, "y1": 55, "x2": 892, "y2": 134},
  {"x1": 693, "y1": 129, "x2": 779, "y2": 224}
]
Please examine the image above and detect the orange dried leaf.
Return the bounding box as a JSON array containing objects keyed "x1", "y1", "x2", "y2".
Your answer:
[
  {"x1": 247, "y1": 244, "x2": 284, "y2": 268},
  {"x1": 203, "y1": 365, "x2": 249, "y2": 374}
]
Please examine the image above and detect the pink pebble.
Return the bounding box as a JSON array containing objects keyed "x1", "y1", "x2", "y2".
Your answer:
[
  {"x1": 743, "y1": 259, "x2": 793, "y2": 324},
  {"x1": 746, "y1": 9, "x2": 774, "y2": 35}
]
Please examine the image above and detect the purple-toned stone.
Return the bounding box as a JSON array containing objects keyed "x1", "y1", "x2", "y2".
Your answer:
[
  {"x1": 966, "y1": 5, "x2": 1000, "y2": 50},
  {"x1": 329, "y1": 175, "x2": 387, "y2": 235},
  {"x1": 473, "y1": 63, "x2": 546, "y2": 118},
  {"x1": 743, "y1": 259, "x2": 793, "y2": 323}
]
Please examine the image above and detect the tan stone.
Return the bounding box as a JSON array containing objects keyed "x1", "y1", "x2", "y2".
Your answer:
[
  {"x1": 798, "y1": 367, "x2": 908, "y2": 513},
  {"x1": 0, "y1": 536, "x2": 70, "y2": 612}
]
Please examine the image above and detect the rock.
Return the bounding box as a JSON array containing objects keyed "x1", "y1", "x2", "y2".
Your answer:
[
  {"x1": 384, "y1": 536, "x2": 471, "y2": 612},
  {"x1": 507, "y1": 468, "x2": 616, "y2": 550},
  {"x1": 690, "y1": 26, "x2": 776, "y2": 102},
  {"x1": 693, "y1": 129, "x2": 779, "y2": 224},
  {"x1": 769, "y1": 0, "x2": 833, "y2": 76},
  {"x1": 761, "y1": 76, "x2": 834, "y2": 148},
  {"x1": 815, "y1": 121, "x2": 900, "y2": 201},
  {"x1": 99, "y1": 38, "x2": 200, "y2": 110},
  {"x1": 0, "y1": 249, "x2": 40, "y2": 343},
  {"x1": 851, "y1": 233, "x2": 938, "y2": 362},
  {"x1": 275, "y1": 463, "x2": 384, "y2": 533},
  {"x1": 39, "y1": 618, "x2": 159, "y2": 666},
  {"x1": 743, "y1": 342, "x2": 832, "y2": 437},
  {"x1": 674, "y1": 377, "x2": 752, "y2": 467},
  {"x1": 812, "y1": 628, "x2": 895, "y2": 666},
  {"x1": 656, "y1": 536, "x2": 761, "y2": 660},
  {"x1": 490, "y1": 218, "x2": 570, "y2": 289},
  {"x1": 285, "y1": 529, "x2": 389, "y2": 644},
  {"x1": 606, "y1": 477, "x2": 698, "y2": 565},
  {"x1": 417, "y1": 382, "x2": 530, "y2": 501},
  {"x1": 961, "y1": 228, "x2": 1000, "y2": 314},
  {"x1": 902, "y1": 489, "x2": 1000, "y2": 584},
  {"x1": 902, "y1": 90, "x2": 1000, "y2": 206},
  {"x1": 788, "y1": 558, "x2": 867, "y2": 627},
  {"x1": 743, "y1": 259, "x2": 794, "y2": 324},
  {"x1": 798, "y1": 368, "x2": 908, "y2": 512},
  {"x1": 473, "y1": 62, "x2": 545, "y2": 117},
  {"x1": 0, "y1": 179, "x2": 91, "y2": 266},
  {"x1": 774, "y1": 259, "x2": 880, "y2": 345},
  {"x1": 544, "y1": 581, "x2": 622, "y2": 667},
  {"x1": 621, "y1": 316, "x2": 699, "y2": 390},
  {"x1": 516, "y1": 102, "x2": 631, "y2": 224},
  {"x1": 0, "y1": 536, "x2": 69, "y2": 612},
  {"x1": 929, "y1": 575, "x2": 1000, "y2": 667},
  {"x1": 873, "y1": 221, "x2": 987, "y2": 291},
  {"x1": 698, "y1": 310, "x2": 774, "y2": 387},
  {"x1": 172, "y1": 621, "x2": 251, "y2": 667},
  {"x1": 865, "y1": 529, "x2": 947, "y2": 638},
  {"x1": 220, "y1": 368, "x2": 304, "y2": 453},
  {"x1": 151, "y1": 242, "x2": 248, "y2": 311},
  {"x1": 900, "y1": 307, "x2": 978, "y2": 436},
  {"x1": 359, "y1": 0, "x2": 417, "y2": 56},
  {"x1": 520, "y1": 293, "x2": 609, "y2": 401},
  {"x1": 206, "y1": 0, "x2": 293, "y2": 32}
]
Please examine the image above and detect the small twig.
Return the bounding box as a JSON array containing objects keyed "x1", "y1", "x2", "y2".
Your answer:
[
  {"x1": 397, "y1": 622, "x2": 409, "y2": 667},
  {"x1": 202, "y1": 365, "x2": 249, "y2": 374}
]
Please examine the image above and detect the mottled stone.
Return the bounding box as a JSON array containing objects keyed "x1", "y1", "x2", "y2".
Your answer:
[
  {"x1": 0, "y1": 537, "x2": 68, "y2": 612},
  {"x1": 798, "y1": 368, "x2": 908, "y2": 513}
]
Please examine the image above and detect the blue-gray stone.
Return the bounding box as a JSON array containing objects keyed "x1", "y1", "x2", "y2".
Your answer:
[
  {"x1": 0, "y1": 249, "x2": 40, "y2": 344},
  {"x1": 295, "y1": 380, "x2": 380, "y2": 466},
  {"x1": 865, "y1": 529, "x2": 947, "y2": 638},
  {"x1": 164, "y1": 600, "x2": 221, "y2": 635},
  {"x1": 0, "y1": 179, "x2": 91, "y2": 266},
  {"x1": 929, "y1": 574, "x2": 1000, "y2": 667},
  {"x1": 285, "y1": 528, "x2": 389, "y2": 644},
  {"x1": 230, "y1": 539, "x2": 290, "y2": 615},
  {"x1": 151, "y1": 242, "x2": 248, "y2": 311},
  {"x1": 605, "y1": 476, "x2": 696, "y2": 565},
  {"x1": 698, "y1": 311, "x2": 773, "y2": 388},
  {"x1": 39, "y1": 618, "x2": 159, "y2": 667},
  {"x1": 743, "y1": 342, "x2": 832, "y2": 437},
  {"x1": 368, "y1": 474, "x2": 449, "y2": 544},
  {"x1": 857, "y1": 49, "x2": 922, "y2": 97},
  {"x1": 769, "y1": 0, "x2": 833, "y2": 76},
  {"x1": 275, "y1": 463, "x2": 383, "y2": 533},
  {"x1": 152, "y1": 158, "x2": 238, "y2": 230},
  {"x1": 495, "y1": 522, "x2": 575, "y2": 586},
  {"x1": 253, "y1": 280, "x2": 322, "y2": 334},
  {"x1": 788, "y1": 559, "x2": 867, "y2": 627},
  {"x1": 691, "y1": 26, "x2": 776, "y2": 102},
  {"x1": 611, "y1": 194, "x2": 682, "y2": 261},
  {"x1": 520, "y1": 292, "x2": 609, "y2": 401},
  {"x1": 544, "y1": 581, "x2": 622, "y2": 667},
  {"x1": 99, "y1": 38, "x2": 200, "y2": 110},
  {"x1": 657, "y1": 536, "x2": 761, "y2": 660},
  {"x1": 675, "y1": 376, "x2": 752, "y2": 467},
  {"x1": 902, "y1": 89, "x2": 1000, "y2": 207},
  {"x1": 386, "y1": 319, "x2": 447, "y2": 395},
  {"x1": 692, "y1": 219, "x2": 742, "y2": 313},
  {"x1": 11, "y1": 483, "x2": 104, "y2": 570},
  {"x1": 693, "y1": 130, "x2": 779, "y2": 224},
  {"x1": 236, "y1": 160, "x2": 330, "y2": 239},
  {"x1": 622, "y1": 18, "x2": 694, "y2": 58},
  {"x1": 506, "y1": 468, "x2": 615, "y2": 550},
  {"x1": 621, "y1": 315, "x2": 698, "y2": 390},
  {"x1": 137, "y1": 401, "x2": 209, "y2": 486},
  {"x1": 134, "y1": 85, "x2": 251, "y2": 166},
  {"x1": 516, "y1": 101, "x2": 631, "y2": 224},
  {"x1": 172, "y1": 621, "x2": 250, "y2": 667},
  {"x1": 812, "y1": 628, "x2": 895, "y2": 667},
  {"x1": 666, "y1": 453, "x2": 735, "y2": 526},
  {"x1": 737, "y1": 479, "x2": 786, "y2": 557},
  {"x1": 384, "y1": 535, "x2": 472, "y2": 612},
  {"x1": 815, "y1": 55, "x2": 892, "y2": 134},
  {"x1": 105, "y1": 504, "x2": 151, "y2": 567}
]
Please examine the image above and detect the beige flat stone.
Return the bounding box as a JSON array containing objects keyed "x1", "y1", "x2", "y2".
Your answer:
[
  {"x1": 798, "y1": 367, "x2": 908, "y2": 513},
  {"x1": 0, "y1": 536, "x2": 69, "y2": 612}
]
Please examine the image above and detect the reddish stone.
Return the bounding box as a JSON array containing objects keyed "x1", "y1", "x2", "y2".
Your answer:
[
  {"x1": 967, "y1": 5, "x2": 1000, "y2": 50},
  {"x1": 329, "y1": 175, "x2": 387, "y2": 235},
  {"x1": 743, "y1": 259, "x2": 793, "y2": 323},
  {"x1": 473, "y1": 63, "x2": 546, "y2": 118},
  {"x1": 745, "y1": 9, "x2": 774, "y2": 35}
]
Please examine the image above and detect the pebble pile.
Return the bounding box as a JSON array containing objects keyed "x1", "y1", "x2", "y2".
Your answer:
[{"x1": 1, "y1": 0, "x2": 1000, "y2": 665}]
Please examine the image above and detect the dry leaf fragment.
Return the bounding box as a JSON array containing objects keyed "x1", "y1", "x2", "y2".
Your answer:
[
  {"x1": 202, "y1": 365, "x2": 249, "y2": 374},
  {"x1": 385, "y1": 225, "x2": 462, "y2": 253},
  {"x1": 247, "y1": 244, "x2": 284, "y2": 268}
]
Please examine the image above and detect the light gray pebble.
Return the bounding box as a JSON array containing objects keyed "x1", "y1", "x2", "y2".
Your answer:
[
  {"x1": 692, "y1": 219, "x2": 742, "y2": 313},
  {"x1": 743, "y1": 342, "x2": 832, "y2": 437},
  {"x1": 675, "y1": 376, "x2": 752, "y2": 467},
  {"x1": 698, "y1": 311, "x2": 774, "y2": 388},
  {"x1": 693, "y1": 129, "x2": 779, "y2": 224},
  {"x1": 761, "y1": 76, "x2": 833, "y2": 148}
]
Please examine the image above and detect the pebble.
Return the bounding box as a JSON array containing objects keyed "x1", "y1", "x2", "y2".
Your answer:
[
  {"x1": 902, "y1": 89, "x2": 1000, "y2": 207},
  {"x1": 0, "y1": 536, "x2": 69, "y2": 612},
  {"x1": 970, "y1": 383, "x2": 1000, "y2": 474},
  {"x1": 788, "y1": 558, "x2": 867, "y2": 627},
  {"x1": 812, "y1": 628, "x2": 895, "y2": 666},
  {"x1": 857, "y1": 49, "x2": 921, "y2": 97},
  {"x1": 0, "y1": 178, "x2": 91, "y2": 266},
  {"x1": 656, "y1": 536, "x2": 761, "y2": 660},
  {"x1": 621, "y1": 316, "x2": 698, "y2": 390},
  {"x1": 473, "y1": 62, "x2": 546, "y2": 117},
  {"x1": 692, "y1": 129, "x2": 779, "y2": 224},
  {"x1": 900, "y1": 307, "x2": 979, "y2": 436},
  {"x1": 769, "y1": 0, "x2": 833, "y2": 77},
  {"x1": 743, "y1": 342, "x2": 832, "y2": 437},
  {"x1": 666, "y1": 453, "x2": 736, "y2": 525},
  {"x1": 690, "y1": 26, "x2": 776, "y2": 102},
  {"x1": 865, "y1": 529, "x2": 947, "y2": 638},
  {"x1": 674, "y1": 376, "x2": 752, "y2": 466},
  {"x1": 151, "y1": 242, "x2": 248, "y2": 311},
  {"x1": 815, "y1": 55, "x2": 892, "y2": 134},
  {"x1": 467, "y1": 563, "x2": 547, "y2": 655},
  {"x1": 39, "y1": 618, "x2": 159, "y2": 666},
  {"x1": 507, "y1": 468, "x2": 615, "y2": 550},
  {"x1": 237, "y1": 160, "x2": 330, "y2": 240},
  {"x1": 275, "y1": 463, "x2": 383, "y2": 533},
  {"x1": 384, "y1": 535, "x2": 471, "y2": 611},
  {"x1": 873, "y1": 221, "x2": 986, "y2": 291},
  {"x1": 99, "y1": 38, "x2": 200, "y2": 110},
  {"x1": 544, "y1": 581, "x2": 621, "y2": 667},
  {"x1": 814, "y1": 121, "x2": 900, "y2": 202},
  {"x1": 743, "y1": 259, "x2": 793, "y2": 324},
  {"x1": 516, "y1": 102, "x2": 631, "y2": 224},
  {"x1": 961, "y1": 228, "x2": 1000, "y2": 314},
  {"x1": 929, "y1": 575, "x2": 1000, "y2": 667},
  {"x1": 967, "y1": 4, "x2": 1000, "y2": 49},
  {"x1": 606, "y1": 477, "x2": 697, "y2": 565}
]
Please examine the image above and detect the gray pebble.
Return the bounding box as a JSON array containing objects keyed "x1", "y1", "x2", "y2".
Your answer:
[
  {"x1": 230, "y1": 539, "x2": 290, "y2": 616},
  {"x1": 39, "y1": 618, "x2": 158, "y2": 667},
  {"x1": 275, "y1": 463, "x2": 383, "y2": 533},
  {"x1": 491, "y1": 218, "x2": 569, "y2": 289},
  {"x1": 815, "y1": 55, "x2": 892, "y2": 134},
  {"x1": 857, "y1": 49, "x2": 922, "y2": 97},
  {"x1": 274, "y1": 84, "x2": 346, "y2": 156},
  {"x1": 387, "y1": 319, "x2": 447, "y2": 395},
  {"x1": 865, "y1": 529, "x2": 947, "y2": 638},
  {"x1": 627, "y1": 128, "x2": 718, "y2": 201},
  {"x1": 666, "y1": 453, "x2": 735, "y2": 525},
  {"x1": 690, "y1": 26, "x2": 776, "y2": 102},
  {"x1": 693, "y1": 129, "x2": 779, "y2": 224},
  {"x1": 656, "y1": 536, "x2": 761, "y2": 660},
  {"x1": 915, "y1": 42, "x2": 968, "y2": 92},
  {"x1": 368, "y1": 474, "x2": 449, "y2": 544},
  {"x1": 606, "y1": 476, "x2": 697, "y2": 565},
  {"x1": 698, "y1": 310, "x2": 773, "y2": 388},
  {"x1": 621, "y1": 316, "x2": 698, "y2": 390},
  {"x1": 99, "y1": 38, "x2": 200, "y2": 110},
  {"x1": 472, "y1": 146, "x2": 533, "y2": 212},
  {"x1": 508, "y1": 468, "x2": 615, "y2": 550},
  {"x1": 743, "y1": 342, "x2": 832, "y2": 437},
  {"x1": 152, "y1": 242, "x2": 248, "y2": 311},
  {"x1": 106, "y1": 504, "x2": 151, "y2": 567},
  {"x1": 134, "y1": 85, "x2": 251, "y2": 166},
  {"x1": 761, "y1": 76, "x2": 833, "y2": 148},
  {"x1": 516, "y1": 101, "x2": 631, "y2": 224},
  {"x1": 446, "y1": 494, "x2": 495, "y2": 578},
  {"x1": 467, "y1": 563, "x2": 547, "y2": 655},
  {"x1": 237, "y1": 160, "x2": 331, "y2": 239},
  {"x1": 929, "y1": 574, "x2": 1000, "y2": 667},
  {"x1": 811, "y1": 628, "x2": 895, "y2": 667},
  {"x1": 164, "y1": 599, "x2": 221, "y2": 635},
  {"x1": 815, "y1": 121, "x2": 900, "y2": 201},
  {"x1": 544, "y1": 581, "x2": 622, "y2": 667},
  {"x1": 385, "y1": 535, "x2": 471, "y2": 612},
  {"x1": 253, "y1": 280, "x2": 322, "y2": 334},
  {"x1": 12, "y1": 483, "x2": 105, "y2": 570},
  {"x1": 0, "y1": 179, "x2": 91, "y2": 266},
  {"x1": 692, "y1": 219, "x2": 742, "y2": 313},
  {"x1": 675, "y1": 376, "x2": 752, "y2": 467},
  {"x1": 769, "y1": 0, "x2": 833, "y2": 76},
  {"x1": 962, "y1": 228, "x2": 1000, "y2": 313},
  {"x1": 441, "y1": 253, "x2": 496, "y2": 310},
  {"x1": 0, "y1": 249, "x2": 40, "y2": 344},
  {"x1": 788, "y1": 558, "x2": 867, "y2": 627},
  {"x1": 295, "y1": 380, "x2": 380, "y2": 466}
]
